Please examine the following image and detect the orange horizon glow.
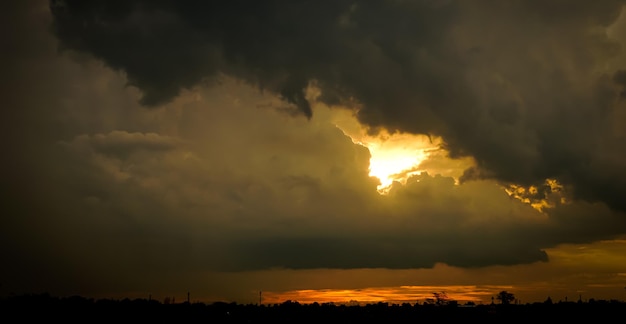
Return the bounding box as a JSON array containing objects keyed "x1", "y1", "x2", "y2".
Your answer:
[{"x1": 259, "y1": 285, "x2": 512, "y2": 306}]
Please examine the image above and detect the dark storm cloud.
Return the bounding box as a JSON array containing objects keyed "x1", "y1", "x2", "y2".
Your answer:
[
  {"x1": 49, "y1": 0, "x2": 360, "y2": 117},
  {"x1": 226, "y1": 236, "x2": 548, "y2": 271},
  {"x1": 1, "y1": 0, "x2": 624, "y2": 285},
  {"x1": 49, "y1": 0, "x2": 626, "y2": 215},
  {"x1": 10, "y1": 0, "x2": 626, "y2": 303}
]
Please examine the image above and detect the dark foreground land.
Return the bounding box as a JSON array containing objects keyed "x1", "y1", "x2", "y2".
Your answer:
[{"x1": 2, "y1": 293, "x2": 625, "y2": 323}]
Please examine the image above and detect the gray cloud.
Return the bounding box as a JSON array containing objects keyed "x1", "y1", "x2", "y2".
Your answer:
[
  {"x1": 3, "y1": 0, "x2": 626, "y2": 300},
  {"x1": 49, "y1": 0, "x2": 626, "y2": 215}
]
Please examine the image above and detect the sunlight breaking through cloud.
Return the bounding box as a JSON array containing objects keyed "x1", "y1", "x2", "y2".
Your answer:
[
  {"x1": 503, "y1": 179, "x2": 570, "y2": 212},
  {"x1": 333, "y1": 123, "x2": 442, "y2": 193}
]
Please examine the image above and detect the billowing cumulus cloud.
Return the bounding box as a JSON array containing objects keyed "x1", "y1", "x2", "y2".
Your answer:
[
  {"x1": 49, "y1": 0, "x2": 626, "y2": 215},
  {"x1": 2, "y1": 0, "x2": 626, "y2": 302}
]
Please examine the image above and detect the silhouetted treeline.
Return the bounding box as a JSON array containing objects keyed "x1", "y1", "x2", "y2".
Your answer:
[{"x1": 1, "y1": 293, "x2": 625, "y2": 323}]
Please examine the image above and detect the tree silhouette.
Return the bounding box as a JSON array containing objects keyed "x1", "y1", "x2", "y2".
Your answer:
[
  {"x1": 432, "y1": 292, "x2": 450, "y2": 306},
  {"x1": 496, "y1": 291, "x2": 515, "y2": 305}
]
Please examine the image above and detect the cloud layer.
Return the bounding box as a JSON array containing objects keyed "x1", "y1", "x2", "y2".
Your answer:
[
  {"x1": 1, "y1": 0, "x2": 626, "y2": 300},
  {"x1": 50, "y1": 0, "x2": 626, "y2": 214}
]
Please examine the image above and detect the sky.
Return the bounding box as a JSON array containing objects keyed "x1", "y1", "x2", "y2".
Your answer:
[{"x1": 2, "y1": 0, "x2": 626, "y2": 305}]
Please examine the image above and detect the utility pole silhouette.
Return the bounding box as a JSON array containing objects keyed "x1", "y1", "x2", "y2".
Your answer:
[
  {"x1": 187, "y1": 292, "x2": 190, "y2": 304},
  {"x1": 259, "y1": 291, "x2": 262, "y2": 306}
]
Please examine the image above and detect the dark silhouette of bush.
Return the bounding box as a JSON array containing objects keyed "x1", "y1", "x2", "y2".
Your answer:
[{"x1": 496, "y1": 291, "x2": 515, "y2": 305}]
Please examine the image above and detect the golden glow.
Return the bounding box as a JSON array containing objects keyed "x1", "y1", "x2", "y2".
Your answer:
[
  {"x1": 330, "y1": 112, "x2": 441, "y2": 193},
  {"x1": 504, "y1": 178, "x2": 568, "y2": 212},
  {"x1": 365, "y1": 136, "x2": 432, "y2": 191}
]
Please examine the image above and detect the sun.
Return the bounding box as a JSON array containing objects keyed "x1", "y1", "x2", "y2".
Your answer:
[
  {"x1": 332, "y1": 118, "x2": 439, "y2": 192},
  {"x1": 366, "y1": 140, "x2": 430, "y2": 191},
  {"x1": 322, "y1": 104, "x2": 468, "y2": 194}
]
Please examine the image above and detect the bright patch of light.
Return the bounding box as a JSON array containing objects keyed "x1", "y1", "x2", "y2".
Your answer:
[
  {"x1": 367, "y1": 142, "x2": 429, "y2": 191},
  {"x1": 503, "y1": 178, "x2": 569, "y2": 212},
  {"x1": 306, "y1": 84, "x2": 470, "y2": 194},
  {"x1": 334, "y1": 124, "x2": 438, "y2": 193}
]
